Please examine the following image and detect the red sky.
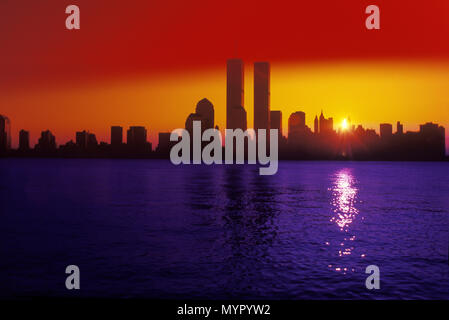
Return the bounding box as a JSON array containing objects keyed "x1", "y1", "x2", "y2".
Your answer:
[{"x1": 2, "y1": 0, "x2": 449, "y2": 85}]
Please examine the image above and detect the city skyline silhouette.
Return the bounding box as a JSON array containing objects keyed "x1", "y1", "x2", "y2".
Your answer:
[
  {"x1": 1, "y1": 59, "x2": 446, "y2": 161},
  {"x1": 3, "y1": 60, "x2": 449, "y2": 153}
]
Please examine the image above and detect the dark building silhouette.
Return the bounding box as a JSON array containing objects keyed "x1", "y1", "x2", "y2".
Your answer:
[
  {"x1": 19, "y1": 130, "x2": 30, "y2": 151},
  {"x1": 184, "y1": 98, "x2": 217, "y2": 159},
  {"x1": 156, "y1": 132, "x2": 172, "y2": 155},
  {"x1": 195, "y1": 98, "x2": 214, "y2": 130},
  {"x1": 74, "y1": 130, "x2": 98, "y2": 153},
  {"x1": 318, "y1": 110, "x2": 333, "y2": 134},
  {"x1": 270, "y1": 110, "x2": 282, "y2": 134},
  {"x1": 0, "y1": 114, "x2": 11, "y2": 154},
  {"x1": 185, "y1": 113, "x2": 203, "y2": 136},
  {"x1": 270, "y1": 110, "x2": 286, "y2": 149},
  {"x1": 396, "y1": 121, "x2": 404, "y2": 135},
  {"x1": 232, "y1": 106, "x2": 247, "y2": 131},
  {"x1": 380, "y1": 123, "x2": 393, "y2": 139},
  {"x1": 87, "y1": 133, "x2": 98, "y2": 148},
  {"x1": 254, "y1": 62, "x2": 270, "y2": 132},
  {"x1": 127, "y1": 126, "x2": 147, "y2": 146},
  {"x1": 35, "y1": 130, "x2": 56, "y2": 153},
  {"x1": 226, "y1": 59, "x2": 246, "y2": 130},
  {"x1": 60, "y1": 140, "x2": 76, "y2": 151},
  {"x1": 186, "y1": 98, "x2": 215, "y2": 136},
  {"x1": 3, "y1": 116, "x2": 446, "y2": 161},
  {"x1": 419, "y1": 122, "x2": 445, "y2": 159},
  {"x1": 111, "y1": 126, "x2": 123, "y2": 146},
  {"x1": 286, "y1": 111, "x2": 314, "y2": 156},
  {"x1": 420, "y1": 122, "x2": 443, "y2": 135},
  {"x1": 366, "y1": 129, "x2": 378, "y2": 138},
  {"x1": 127, "y1": 126, "x2": 151, "y2": 154},
  {"x1": 314, "y1": 115, "x2": 319, "y2": 134},
  {"x1": 76, "y1": 130, "x2": 89, "y2": 149},
  {"x1": 288, "y1": 111, "x2": 311, "y2": 149},
  {"x1": 288, "y1": 111, "x2": 306, "y2": 137}
]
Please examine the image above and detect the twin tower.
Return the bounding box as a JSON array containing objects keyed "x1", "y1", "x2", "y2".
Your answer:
[{"x1": 226, "y1": 59, "x2": 270, "y2": 132}]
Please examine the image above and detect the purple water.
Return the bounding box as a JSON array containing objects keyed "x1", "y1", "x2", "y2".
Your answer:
[{"x1": 1, "y1": 159, "x2": 449, "y2": 299}]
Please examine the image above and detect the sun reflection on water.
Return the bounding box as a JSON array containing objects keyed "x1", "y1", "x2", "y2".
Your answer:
[
  {"x1": 330, "y1": 170, "x2": 359, "y2": 232},
  {"x1": 328, "y1": 169, "x2": 364, "y2": 273}
]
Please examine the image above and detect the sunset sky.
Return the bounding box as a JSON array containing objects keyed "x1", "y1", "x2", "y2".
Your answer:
[{"x1": 1, "y1": 0, "x2": 449, "y2": 149}]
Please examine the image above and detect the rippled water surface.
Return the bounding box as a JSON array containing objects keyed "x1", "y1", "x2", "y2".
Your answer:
[{"x1": 1, "y1": 159, "x2": 449, "y2": 299}]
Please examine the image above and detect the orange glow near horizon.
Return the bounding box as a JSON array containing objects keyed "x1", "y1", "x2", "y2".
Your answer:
[{"x1": 1, "y1": 60, "x2": 449, "y2": 150}]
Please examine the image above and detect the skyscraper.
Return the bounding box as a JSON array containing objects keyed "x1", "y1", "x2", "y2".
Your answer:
[
  {"x1": 254, "y1": 62, "x2": 270, "y2": 132},
  {"x1": 270, "y1": 110, "x2": 282, "y2": 134},
  {"x1": 226, "y1": 59, "x2": 245, "y2": 130},
  {"x1": 19, "y1": 130, "x2": 30, "y2": 151},
  {"x1": 0, "y1": 114, "x2": 11, "y2": 154},
  {"x1": 111, "y1": 126, "x2": 123, "y2": 146}
]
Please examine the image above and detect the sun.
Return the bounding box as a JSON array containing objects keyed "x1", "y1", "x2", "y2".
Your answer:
[{"x1": 341, "y1": 118, "x2": 349, "y2": 131}]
